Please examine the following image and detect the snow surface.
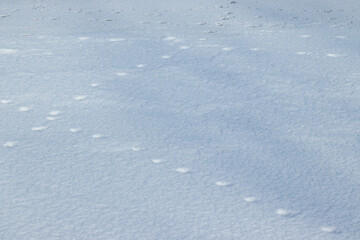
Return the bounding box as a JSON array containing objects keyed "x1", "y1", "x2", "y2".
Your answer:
[{"x1": 1, "y1": 0, "x2": 360, "y2": 239}]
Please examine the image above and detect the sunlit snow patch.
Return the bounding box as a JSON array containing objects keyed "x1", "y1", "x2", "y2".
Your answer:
[
  {"x1": 32, "y1": 126, "x2": 47, "y2": 131},
  {"x1": 3, "y1": 141, "x2": 17, "y2": 147},
  {"x1": 0, "y1": 49, "x2": 18, "y2": 54},
  {"x1": 152, "y1": 159, "x2": 165, "y2": 163},
  {"x1": 92, "y1": 134, "x2": 103, "y2": 139},
  {"x1": 109, "y1": 38, "x2": 125, "y2": 42},
  {"x1": 215, "y1": 181, "x2": 232, "y2": 187},
  {"x1": 335, "y1": 36, "x2": 347, "y2": 39},
  {"x1": 116, "y1": 72, "x2": 128, "y2": 77},
  {"x1": 327, "y1": 53, "x2": 345, "y2": 57},
  {"x1": 176, "y1": 168, "x2": 191, "y2": 173},
  {"x1": 1, "y1": 99, "x2": 13, "y2": 104},
  {"x1": 321, "y1": 226, "x2": 337, "y2": 233},
  {"x1": 49, "y1": 110, "x2": 61, "y2": 116},
  {"x1": 162, "y1": 36, "x2": 183, "y2": 43},
  {"x1": 276, "y1": 208, "x2": 298, "y2": 217},
  {"x1": 74, "y1": 95, "x2": 87, "y2": 100},
  {"x1": 69, "y1": 128, "x2": 81, "y2": 133},
  {"x1": 46, "y1": 117, "x2": 59, "y2": 121},
  {"x1": 243, "y1": 197, "x2": 260, "y2": 202},
  {"x1": 18, "y1": 107, "x2": 30, "y2": 112}
]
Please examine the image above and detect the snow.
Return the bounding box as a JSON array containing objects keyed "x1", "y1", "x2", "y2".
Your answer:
[{"x1": 1, "y1": 0, "x2": 360, "y2": 239}]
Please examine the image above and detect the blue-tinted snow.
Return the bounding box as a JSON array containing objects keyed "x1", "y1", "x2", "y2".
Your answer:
[{"x1": 1, "y1": 0, "x2": 359, "y2": 239}]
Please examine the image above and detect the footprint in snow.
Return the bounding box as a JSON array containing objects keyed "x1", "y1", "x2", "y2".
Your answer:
[{"x1": 176, "y1": 168, "x2": 191, "y2": 173}]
